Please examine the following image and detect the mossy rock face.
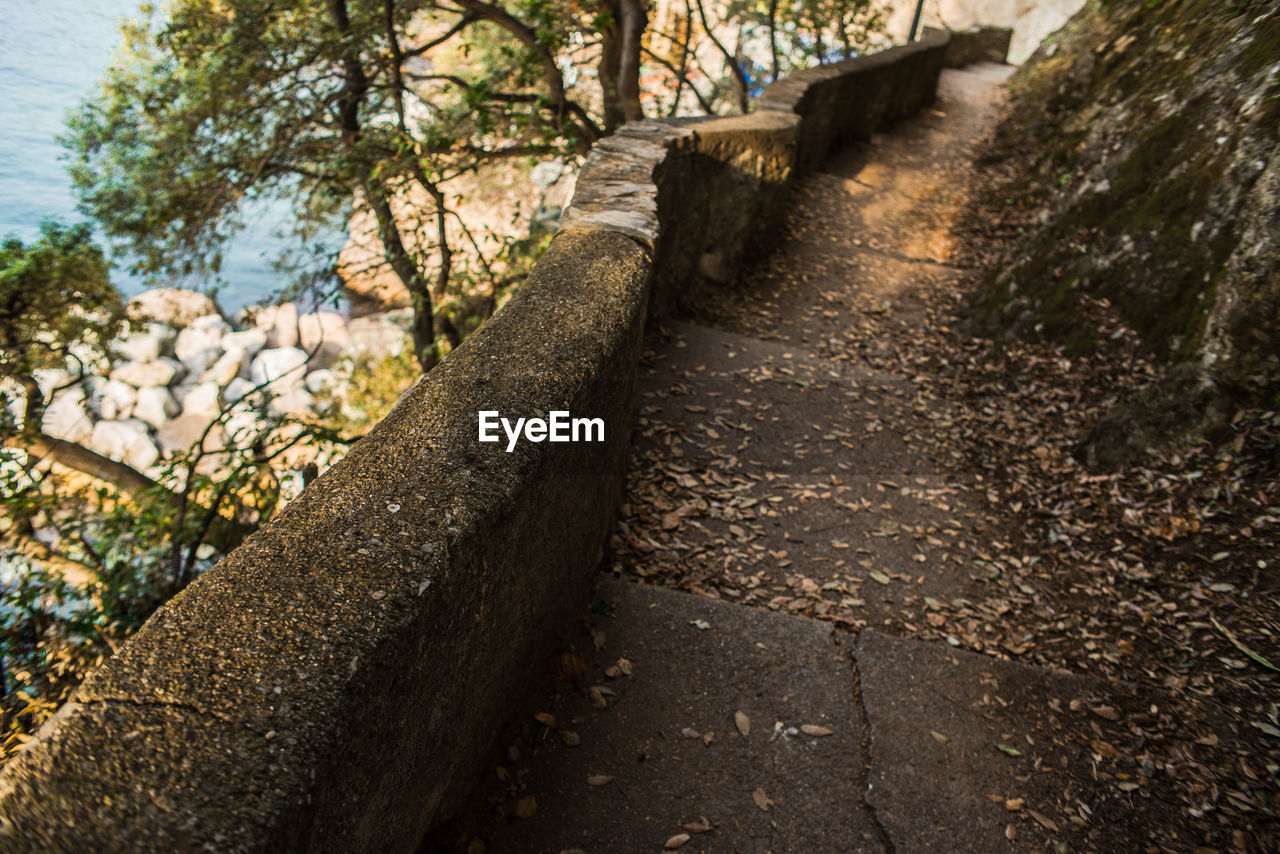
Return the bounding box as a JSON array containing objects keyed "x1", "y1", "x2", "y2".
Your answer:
[{"x1": 976, "y1": 0, "x2": 1280, "y2": 398}]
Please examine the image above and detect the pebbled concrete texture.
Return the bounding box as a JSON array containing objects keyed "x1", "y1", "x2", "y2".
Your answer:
[{"x1": 429, "y1": 579, "x2": 887, "y2": 854}]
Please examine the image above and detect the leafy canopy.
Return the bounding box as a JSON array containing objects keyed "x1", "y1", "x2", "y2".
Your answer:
[{"x1": 0, "y1": 222, "x2": 122, "y2": 385}]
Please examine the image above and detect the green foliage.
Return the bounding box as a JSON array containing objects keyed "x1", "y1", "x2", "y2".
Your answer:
[
  {"x1": 321, "y1": 349, "x2": 423, "y2": 433},
  {"x1": 0, "y1": 223, "x2": 122, "y2": 384},
  {"x1": 64, "y1": 0, "x2": 593, "y2": 298}
]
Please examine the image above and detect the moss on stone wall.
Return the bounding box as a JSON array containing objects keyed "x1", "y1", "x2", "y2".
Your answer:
[{"x1": 974, "y1": 0, "x2": 1280, "y2": 400}]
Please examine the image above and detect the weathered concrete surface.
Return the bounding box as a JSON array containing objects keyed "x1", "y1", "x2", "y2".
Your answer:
[
  {"x1": 759, "y1": 30, "x2": 949, "y2": 177},
  {"x1": 429, "y1": 579, "x2": 886, "y2": 854},
  {"x1": 0, "y1": 231, "x2": 651, "y2": 852},
  {"x1": 565, "y1": 30, "x2": 952, "y2": 320}
]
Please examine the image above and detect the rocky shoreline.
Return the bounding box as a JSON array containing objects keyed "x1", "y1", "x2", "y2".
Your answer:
[{"x1": 18, "y1": 288, "x2": 413, "y2": 480}]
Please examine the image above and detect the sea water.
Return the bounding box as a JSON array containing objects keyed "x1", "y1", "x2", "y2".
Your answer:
[{"x1": 0, "y1": 0, "x2": 340, "y2": 312}]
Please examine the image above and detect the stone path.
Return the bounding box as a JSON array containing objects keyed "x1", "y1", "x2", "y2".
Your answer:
[{"x1": 425, "y1": 64, "x2": 1166, "y2": 853}]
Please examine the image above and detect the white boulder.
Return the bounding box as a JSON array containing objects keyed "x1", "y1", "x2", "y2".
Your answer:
[
  {"x1": 89, "y1": 419, "x2": 160, "y2": 471},
  {"x1": 254, "y1": 303, "x2": 299, "y2": 349},
  {"x1": 299, "y1": 312, "x2": 348, "y2": 348},
  {"x1": 224, "y1": 409, "x2": 266, "y2": 444},
  {"x1": 201, "y1": 348, "x2": 247, "y2": 387},
  {"x1": 111, "y1": 358, "x2": 182, "y2": 389},
  {"x1": 221, "y1": 328, "x2": 268, "y2": 359},
  {"x1": 268, "y1": 387, "x2": 316, "y2": 417},
  {"x1": 181, "y1": 382, "x2": 223, "y2": 420},
  {"x1": 112, "y1": 322, "x2": 169, "y2": 364},
  {"x1": 223, "y1": 377, "x2": 257, "y2": 405},
  {"x1": 299, "y1": 312, "x2": 349, "y2": 368},
  {"x1": 66, "y1": 339, "x2": 109, "y2": 375},
  {"x1": 174, "y1": 321, "x2": 226, "y2": 374},
  {"x1": 41, "y1": 389, "x2": 94, "y2": 444},
  {"x1": 127, "y1": 289, "x2": 217, "y2": 327},
  {"x1": 1, "y1": 378, "x2": 25, "y2": 427},
  {"x1": 304, "y1": 369, "x2": 336, "y2": 395},
  {"x1": 134, "y1": 386, "x2": 180, "y2": 429},
  {"x1": 155, "y1": 415, "x2": 223, "y2": 459},
  {"x1": 347, "y1": 316, "x2": 413, "y2": 361},
  {"x1": 190, "y1": 314, "x2": 230, "y2": 336},
  {"x1": 95, "y1": 379, "x2": 138, "y2": 421},
  {"x1": 33, "y1": 368, "x2": 75, "y2": 400},
  {"x1": 249, "y1": 347, "x2": 308, "y2": 391}
]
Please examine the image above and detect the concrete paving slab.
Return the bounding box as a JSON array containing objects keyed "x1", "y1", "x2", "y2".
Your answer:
[
  {"x1": 635, "y1": 321, "x2": 944, "y2": 479},
  {"x1": 855, "y1": 629, "x2": 1197, "y2": 853},
  {"x1": 428, "y1": 579, "x2": 886, "y2": 854}
]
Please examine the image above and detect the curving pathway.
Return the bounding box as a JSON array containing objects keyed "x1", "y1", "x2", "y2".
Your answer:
[{"x1": 429, "y1": 63, "x2": 1161, "y2": 854}]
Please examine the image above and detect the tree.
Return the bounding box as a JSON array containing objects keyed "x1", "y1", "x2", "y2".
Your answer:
[
  {"x1": 66, "y1": 0, "x2": 888, "y2": 375},
  {"x1": 66, "y1": 0, "x2": 604, "y2": 372}
]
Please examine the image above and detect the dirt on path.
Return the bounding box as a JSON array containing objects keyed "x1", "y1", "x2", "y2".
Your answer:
[{"x1": 428, "y1": 63, "x2": 1278, "y2": 853}]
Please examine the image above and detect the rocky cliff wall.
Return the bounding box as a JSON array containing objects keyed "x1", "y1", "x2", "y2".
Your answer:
[
  {"x1": 973, "y1": 0, "x2": 1279, "y2": 460},
  {"x1": 884, "y1": 0, "x2": 1086, "y2": 64}
]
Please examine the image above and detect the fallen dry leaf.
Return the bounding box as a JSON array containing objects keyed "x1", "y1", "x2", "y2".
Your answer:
[
  {"x1": 515, "y1": 796, "x2": 537, "y2": 819},
  {"x1": 664, "y1": 833, "x2": 691, "y2": 849},
  {"x1": 752, "y1": 788, "x2": 774, "y2": 811},
  {"x1": 801, "y1": 724, "x2": 833, "y2": 737},
  {"x1": 1026, "y1": 808, "x2": 1059, "y2": 832},
  {"x1": 682, "y1": 821, "x2": 712, "y2": 834},
  {"x1": 558, "y1": 652, "x2": 586, "y2": 680},
  {"x1": 1005, "y1": 798, "x2": 1024, "y2": 812},
  {"x1": 587, "y1": 774, "x2": 614, "y2": 787}
]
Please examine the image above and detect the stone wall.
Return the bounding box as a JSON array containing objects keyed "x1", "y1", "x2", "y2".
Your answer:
[{"x1": 0, "y1": 29, "x2": 957, "y2": 853}]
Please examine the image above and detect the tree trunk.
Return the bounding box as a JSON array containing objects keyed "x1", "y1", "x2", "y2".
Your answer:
[
  {"x1": 367, "y1": 183, "x2": 438, "y2": 371},
  {"x1": 598, "y1": 0, "x2": 626, "y2": 133},
  {"x1": 618, "y1": 0, "x2": 646, "y2": 122},
  {"x1": 767, "y1": 0, "x2": 780, "y2": 82},
  {"x1": 693, "y1": 0, "x2": 749, "y2": 114},
  {"x1": 328, "y1": 0, "x2": 436, "y2": 371},
  {"x1": 8, "y1": 430, "x2": 160, "y2": 497}
]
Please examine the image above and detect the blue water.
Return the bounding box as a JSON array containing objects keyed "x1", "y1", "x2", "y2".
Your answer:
[{"x1": 0, "y1": 1, "x2": 336, "y2": 311}]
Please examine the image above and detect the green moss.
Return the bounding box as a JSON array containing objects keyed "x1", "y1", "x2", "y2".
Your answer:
[
  {"x1": 1236, "y1": 13, "x2": 1280, "y2": 79},
  {"x1": 975, "y1": 0, "x2": 1272, "y2": 365}
]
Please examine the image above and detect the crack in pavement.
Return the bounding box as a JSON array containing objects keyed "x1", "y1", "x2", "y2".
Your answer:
[{"x1": 850, "y1": 645, "x2": 896, "y2": 854}]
